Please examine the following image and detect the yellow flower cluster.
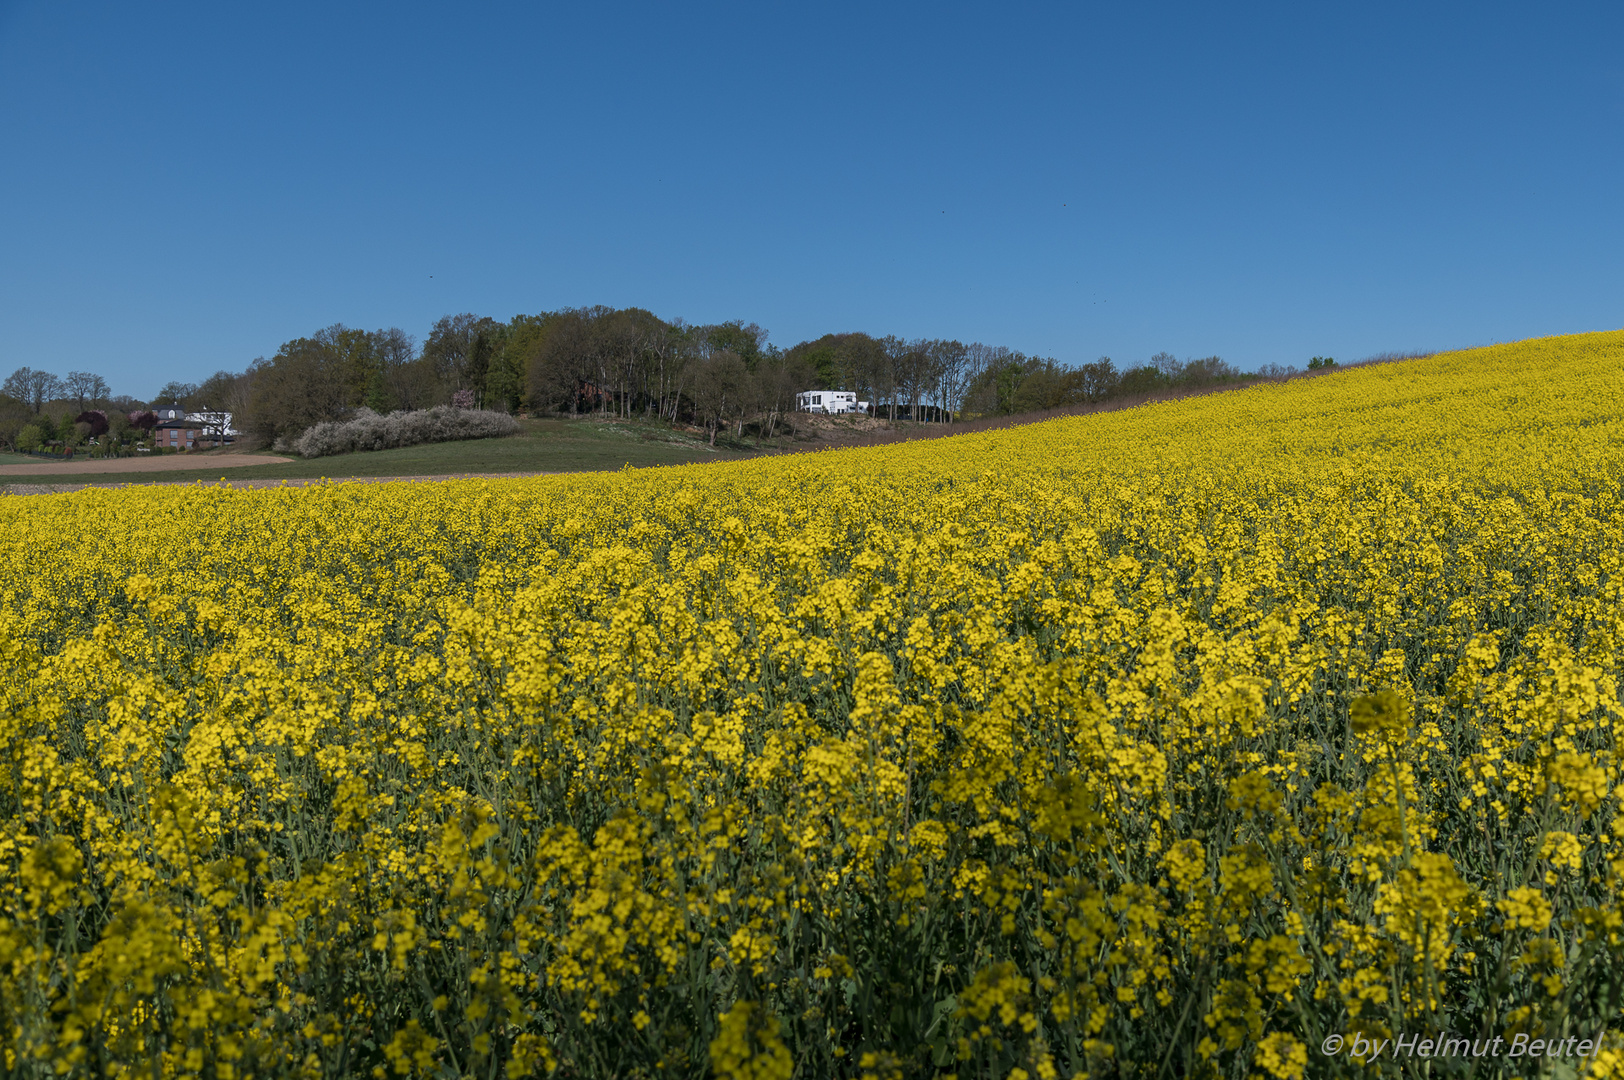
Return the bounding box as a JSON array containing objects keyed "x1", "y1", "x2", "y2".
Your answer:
[{"x1": 3, "y1": 331, "x2": 1623, "y2": 1078}]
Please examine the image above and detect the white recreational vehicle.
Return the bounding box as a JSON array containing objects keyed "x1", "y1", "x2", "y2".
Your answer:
[{"x1": 795, "y1": 390, "x2": 869, "y2": 415}]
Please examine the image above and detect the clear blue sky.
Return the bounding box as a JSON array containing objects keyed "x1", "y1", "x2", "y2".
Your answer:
[{"x1": 2, "y1": 1, "x2": 1620, "y2": 400}]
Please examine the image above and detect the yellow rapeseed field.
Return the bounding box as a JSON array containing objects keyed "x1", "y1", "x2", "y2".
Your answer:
[{"x1": 3, "y1": 332, "x2": 1623, "y2": 1079}]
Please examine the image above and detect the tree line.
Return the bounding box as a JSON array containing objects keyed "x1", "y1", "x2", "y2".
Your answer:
[
  {"x1": 0, "y1": 368, "x2": 132, "y2": 454},
  {"x1": 2, "y1": 306, "x2": 1335, "y2": 452}
]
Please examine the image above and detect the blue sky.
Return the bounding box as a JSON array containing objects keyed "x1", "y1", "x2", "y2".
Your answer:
[{"x1": 1, "y1": 1, "x2": 1620, "y2": 399}]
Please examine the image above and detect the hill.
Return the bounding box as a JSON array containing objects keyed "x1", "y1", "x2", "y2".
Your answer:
[{"x1": 1, "y1": 330, "x2": 1620, "y2": 1077}]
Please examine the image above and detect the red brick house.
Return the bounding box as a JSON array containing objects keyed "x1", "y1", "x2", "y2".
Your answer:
[
  {"x1": 150, "y1": 405, "x2": 233, "y2": 450},
  {"x1": 155, "y1": 417, "x2": 205, "y2": 450}
]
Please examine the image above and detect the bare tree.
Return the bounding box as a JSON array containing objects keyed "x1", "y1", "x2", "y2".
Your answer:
[
  {"x1": 875, "y1": 336, "x2": 910, "y2": 421},
  {"x1": 963, "y1": 343, "x2": 995, "y2": 394},
  {"x1": 754, "y1": 350, "x2": 814, "y2": 438},
  {"x1": 698, "y1": 321, "x2": 770, "y2": 372},
  {"x1": 896, "y1": 339, "x2": 942, "y2": 421},
  {"x1": 599, "y1": 308, "x2": 665, "y2": 418},
  {"x1": 423, "y1": 314, "x2": 482, "y2": 391},
  {"x1": 387, "y1": 335, "x2": 439, "y2": 410},
  {"x1": 1077, "y1": 357, "x2": 1120, "y2": 401},
  {"x1": 649, "y1": 317, "x2": 692, "y2": 423},
  {"x1": 662, "y1": 322, "x2": 705, "y2": 424},
  {"x1": 522, "y1": 305, "x2": 682, "y2": 418},
  {"x1": 691, "y1": 351, "x2": 748, "y2": 445},
  {"x1": 961, "y1": 344, "x2": 1019, "y2": 415},
  {"x1": 154, "y1": 381, "x2": 200, "y2": 408},
  {"x1": 1150, "y1": 352, "x2": 1182, "y2": 380},
  {"x1": 65, "y1": 371, "x2": 111, "y2": 411},
  {"x1": 189, "y1": 370, "x2": 247, "y2": 443},
  {"x1": 3, "y1": 368, "x2": 66, "y2": 413},
  {"x1": 929, "y1": 339, "x2": 969, "y2": 423},
  {"x1": 1, "y1": 368, "x2": 33, "y2": 408}
]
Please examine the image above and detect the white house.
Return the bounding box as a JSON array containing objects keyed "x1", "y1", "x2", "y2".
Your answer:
[
  {"x1": 185, "y1": 410, "x2": 239, "y2": 437},
  {"x1": 154, "y1": 403, "x2": 238, "y2": 437},
  {"x1": 796, "y1": 390, "x2": 869, "y2": 415}
]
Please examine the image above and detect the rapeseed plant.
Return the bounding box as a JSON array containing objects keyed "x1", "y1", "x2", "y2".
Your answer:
[{"x1": 1, "y1": 331, "x2": 1623, "y2": 1076}]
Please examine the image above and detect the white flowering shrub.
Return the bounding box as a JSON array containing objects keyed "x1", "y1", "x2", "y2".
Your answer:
[{"x1": 293, "y1": 406, "x2": 520, "y2": 458}]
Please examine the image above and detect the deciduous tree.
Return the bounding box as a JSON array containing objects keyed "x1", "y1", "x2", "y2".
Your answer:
[
  {"x1": 424, "y1": 313, "x2": 500, "y2": 394},
  {"x1": 373, "y1": 328, "x2": 438, "y2": 412},
  {"x1": 239, "y1": 331, "x2": 358, "y2": 446},
  {"x1": 691, "y1": 351, "x2": 749, "y2": 445},
  {"x1": 74, "y1": 410, "x2": 110, "y2": 437},
  {"x1": 153, "y1": 380, "x2": 199, "y2": 408},
  {"x1": 65, "y1": 371, "x2": 111, "y2": 411},
  {"x1": 189, "y1": 370, "x2": 247, "y2": 443},
  {"x1": 3, "y1": 368, "x2": 66, "y2": 414}
]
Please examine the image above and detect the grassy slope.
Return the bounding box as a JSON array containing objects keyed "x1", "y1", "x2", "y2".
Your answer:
[{"x1": 0, "y1": 417, "x2": 758, "y2": 486}]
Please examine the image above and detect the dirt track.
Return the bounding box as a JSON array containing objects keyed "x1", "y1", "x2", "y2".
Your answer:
[
  {"x1": 0, "y1": 454, "x2": 292, "y2": 476},
  {"x1": 0, "y1": 471, "x2": 561, "y2": 496}
]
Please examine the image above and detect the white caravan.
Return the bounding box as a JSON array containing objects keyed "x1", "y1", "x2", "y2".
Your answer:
[{"x1": 796, "y1": 391, "x2": 869, "y2": 415}]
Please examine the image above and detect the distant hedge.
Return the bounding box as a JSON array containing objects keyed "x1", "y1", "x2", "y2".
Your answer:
[{"x1": 290, "y1": 406, "x2": 520, "y2": 458}]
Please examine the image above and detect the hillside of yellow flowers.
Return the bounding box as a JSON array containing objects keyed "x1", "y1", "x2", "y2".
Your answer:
[{"x1": 3, "y1": 331, "x2": 1623, "y2": 1079}]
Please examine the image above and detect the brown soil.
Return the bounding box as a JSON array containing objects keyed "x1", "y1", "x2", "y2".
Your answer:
[
  {"x1": 0, "y1": 471, "x2": 561, "y2": 497},
  {"x1": 0, "y1": 454, "x2": 293, "y2": 476},
  {"x1": 791, "y1": 414, "x2": 893, "y2": 435}
]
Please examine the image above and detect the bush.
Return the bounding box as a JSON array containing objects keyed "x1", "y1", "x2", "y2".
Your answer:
[
  {"x1": 291, "y1": 406, "x2": 520, "y2": 458},
  {"x1": 75, "y1": 410, "x2": 110, "y2": 437}
]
